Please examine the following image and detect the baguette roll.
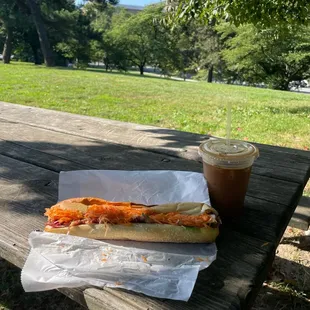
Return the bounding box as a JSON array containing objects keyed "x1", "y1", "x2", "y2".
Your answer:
[
  {"x1": 45, "y1": 223, "x2": 219, "y2": 243},
  {"x1": 44, "y1": 197, "x2": 220, "y2": 243}
]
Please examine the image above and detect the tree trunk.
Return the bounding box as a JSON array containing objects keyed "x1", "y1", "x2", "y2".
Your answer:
[
  {"x1": 31, "y1": 45, "x2": 42, "y2": 65},
  {"x1": 104, "y1": 58, "x2": 109, "y2": 71},
  {"x1": 139, "y1": 65, "x2": 144, "y2": 75},
  {"x1": 2, "y1": 26, "x2": 13, "y2": 64},
  {"x1": 207, "y1": 65, "x2": 213, "y2": 83},
  {"x1": 26, "y1": 0, "x2": 54, "y2": 67}
]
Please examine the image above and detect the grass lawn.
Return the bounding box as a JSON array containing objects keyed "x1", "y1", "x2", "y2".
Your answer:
[{"x1": 0, "y1": 62, "x2": 309, "y2": 151}]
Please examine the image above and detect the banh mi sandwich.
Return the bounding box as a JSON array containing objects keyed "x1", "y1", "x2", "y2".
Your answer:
[{"x1": 44, "y1": 197, "x2": 220, "y2": 243}]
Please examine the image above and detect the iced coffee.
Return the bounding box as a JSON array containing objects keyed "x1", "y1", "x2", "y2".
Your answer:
[{"x1": 199, "y1": 139, "x2": 259, "y2": 217}]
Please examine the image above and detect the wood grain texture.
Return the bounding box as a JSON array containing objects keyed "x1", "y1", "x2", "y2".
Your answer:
[
  {"x1": 0, "y1": 101, "x2": 309, "y2": 309},
  {"x1": 0, "y1": 142, "x2": 303, "y2": 309},
  {"x1": 0, "y1": 119, "x2": 308, "y2": 186},
  {"x1": 1, "y1": 101, "x2": 309, "y2": 163}
]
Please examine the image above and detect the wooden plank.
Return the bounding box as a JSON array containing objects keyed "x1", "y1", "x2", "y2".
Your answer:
[
  {"x1": 0, "y1": 136, "x2": 303, "y2": 215},
  {"x1": 0, "y1": 123, "x2": 200, "y2": 173},
  {"x1": 252, "y1": 161, "x2": 308, "y2": 185},
  {"x1": 1, "y1": 102, "x2": 309, "y2": 164},
  {"x1": 253, "y1": 142, "x2": 310, "y2": 163},
  {"x1": 0, "y1": 147, "x2": 304, "y2": 309},
  {"x1": 0, "y1": 140, "x2": 303, "y2": 242},
  {"x1": 247, "y1": 174, "x2": 302, "y2": 206},
  {"x1": 0, "y1": 120, "x2": 308, "y2": 187},
  {"x1": 0, "y1": 103, "x2": 309, "y2": 308},
  {"x1": 0, "y1": 103, "x2": 197, "y2": 157}
]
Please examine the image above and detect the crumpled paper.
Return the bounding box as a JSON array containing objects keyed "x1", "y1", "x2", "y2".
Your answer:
[
  {"x1": 58, "y1": 170, "x2": 211, "y2": 205},
  {"x1": 21, "y1": 170, "x2": 217, "y2": 301}
]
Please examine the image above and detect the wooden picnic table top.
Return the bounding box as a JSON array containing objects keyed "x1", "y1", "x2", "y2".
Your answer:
[{"x1": 0, "y1": 101, "x2": 309, "y2": 310}]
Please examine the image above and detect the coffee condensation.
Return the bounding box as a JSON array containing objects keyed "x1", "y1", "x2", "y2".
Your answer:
[{"x1": 199, "y1": 139, "x2": 259, "y2": 218}]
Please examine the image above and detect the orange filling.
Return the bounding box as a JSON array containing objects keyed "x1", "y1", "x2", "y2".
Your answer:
[
  {"x1": 44, "y1": 208, "x2": 84, "y2": 224},
  {"x1": 44, "y1": 204, "x2": 215, "y2": 227}
]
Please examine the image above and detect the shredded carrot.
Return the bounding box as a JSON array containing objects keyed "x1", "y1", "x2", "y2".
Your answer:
[
  {"x1": 141, "y1": 255, "x2": 148, "y2": 262},
  {"x1": 44, "y1": 207, "x2": 84, "y2": 224},
  {"x1": 44, "y1": 201, "x2": 216, "y2": 228}
]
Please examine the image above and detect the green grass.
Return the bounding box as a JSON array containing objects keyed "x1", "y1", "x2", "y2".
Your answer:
[{"x1": 0, "y1": 62, "x2": 309, "y2": 150}]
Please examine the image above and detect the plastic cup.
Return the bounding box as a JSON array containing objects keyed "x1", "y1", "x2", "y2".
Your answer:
[{"x1": 198, "y1": 139, "x2": 259, "y2": 217}]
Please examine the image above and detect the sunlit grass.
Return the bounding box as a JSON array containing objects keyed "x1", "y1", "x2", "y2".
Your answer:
[{"x1": 0, "y1": 62, "x2": 309, "y2": 150}]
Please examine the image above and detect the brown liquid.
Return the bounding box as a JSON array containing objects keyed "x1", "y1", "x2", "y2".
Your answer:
[{"x1": 203, "y1": 163, "x2": 252, "y2": 217}]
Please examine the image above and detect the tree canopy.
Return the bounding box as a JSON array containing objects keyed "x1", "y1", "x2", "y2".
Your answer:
[
  {"x1": 219, "y1": 23, "x2": 310, "y2": 90},
  {"x1": 165, "y1": 0, "x2": 310, "y2": 27},
  {"x1": 1, "y1": 0, "x2": 310, "y2": 91}
]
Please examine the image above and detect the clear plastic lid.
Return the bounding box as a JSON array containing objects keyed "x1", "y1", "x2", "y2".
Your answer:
[{"x1": 198, "y1": 138, "x2": 259, "y2": 169}]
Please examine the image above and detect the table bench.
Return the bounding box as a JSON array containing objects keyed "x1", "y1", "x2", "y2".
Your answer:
[{"x1": 0, "y1": 101, "x2": 309, "y2": 309}]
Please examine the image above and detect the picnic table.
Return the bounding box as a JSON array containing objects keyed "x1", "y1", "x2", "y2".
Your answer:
[{"x1": 0, "y1": 101, "x2": 309, "y2": 310}]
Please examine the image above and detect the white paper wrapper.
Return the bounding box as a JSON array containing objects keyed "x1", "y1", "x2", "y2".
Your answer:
[
  {"x1": 22, "y1": 231, "x2": 217, "y2": 301},
  {"x1": 58, "y1": 170, "x2": 211, "y2": 205},
  {"x1": 22, "y1": 170, "x2": 217, "y2": 301}
]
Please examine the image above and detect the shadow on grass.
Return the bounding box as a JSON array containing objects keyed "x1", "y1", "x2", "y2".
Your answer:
[
  {"x1": 254, "y1": 284, "x2": 310, "y2": 310},
  {"x1": 86, "y1": 67, "x2": 180, "y2": 82},
  {"x1": 12, "y1": 61, "x2": 182, "y2": 82},
  {"x1": 288, "y1": 106, "x2": 310, "y2": 115},
  {"x1": 253, "y1": 255, "x2": 310, "y2": 310},
  {"x1": 264, "y1": 105, "x2": 310, "y2": 116}
]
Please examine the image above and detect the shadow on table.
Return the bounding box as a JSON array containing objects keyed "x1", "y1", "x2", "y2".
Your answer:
[
  {"x1": 0, "y1": 138, "x2": 203, "y2": 218},
  {"x1": 0, "y1": 258, "x2": 85, "y2": 310},
  {"x1": 136, "y1": 128, "x2": 210, "y2": 150},
  {"x1": 0, "y1": 134, "x2": 308, "y2": 308}
]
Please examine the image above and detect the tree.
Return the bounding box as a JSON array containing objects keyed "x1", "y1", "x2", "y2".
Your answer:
[
  {"x1": 166, "y1": 1, "x2": 310, "y2": 27},
  {"x1": 0, "y1": 1, "x2": 20, "y2": 63},
  {"x1": 109, "y1": 4, "x2": 168, "y2": 75},
  {"x1": 25, "y1": 0, "x2": 54, "y2": 66},
  {"x1": 219, "y1": 23, "x2": 310, "y2": 90},
  {"x1": 87, "y1": 3, "x2": 125, "y2": 70},
  {"x1": 167, "y1": 24, "x2": 199, "y2": 79}
]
